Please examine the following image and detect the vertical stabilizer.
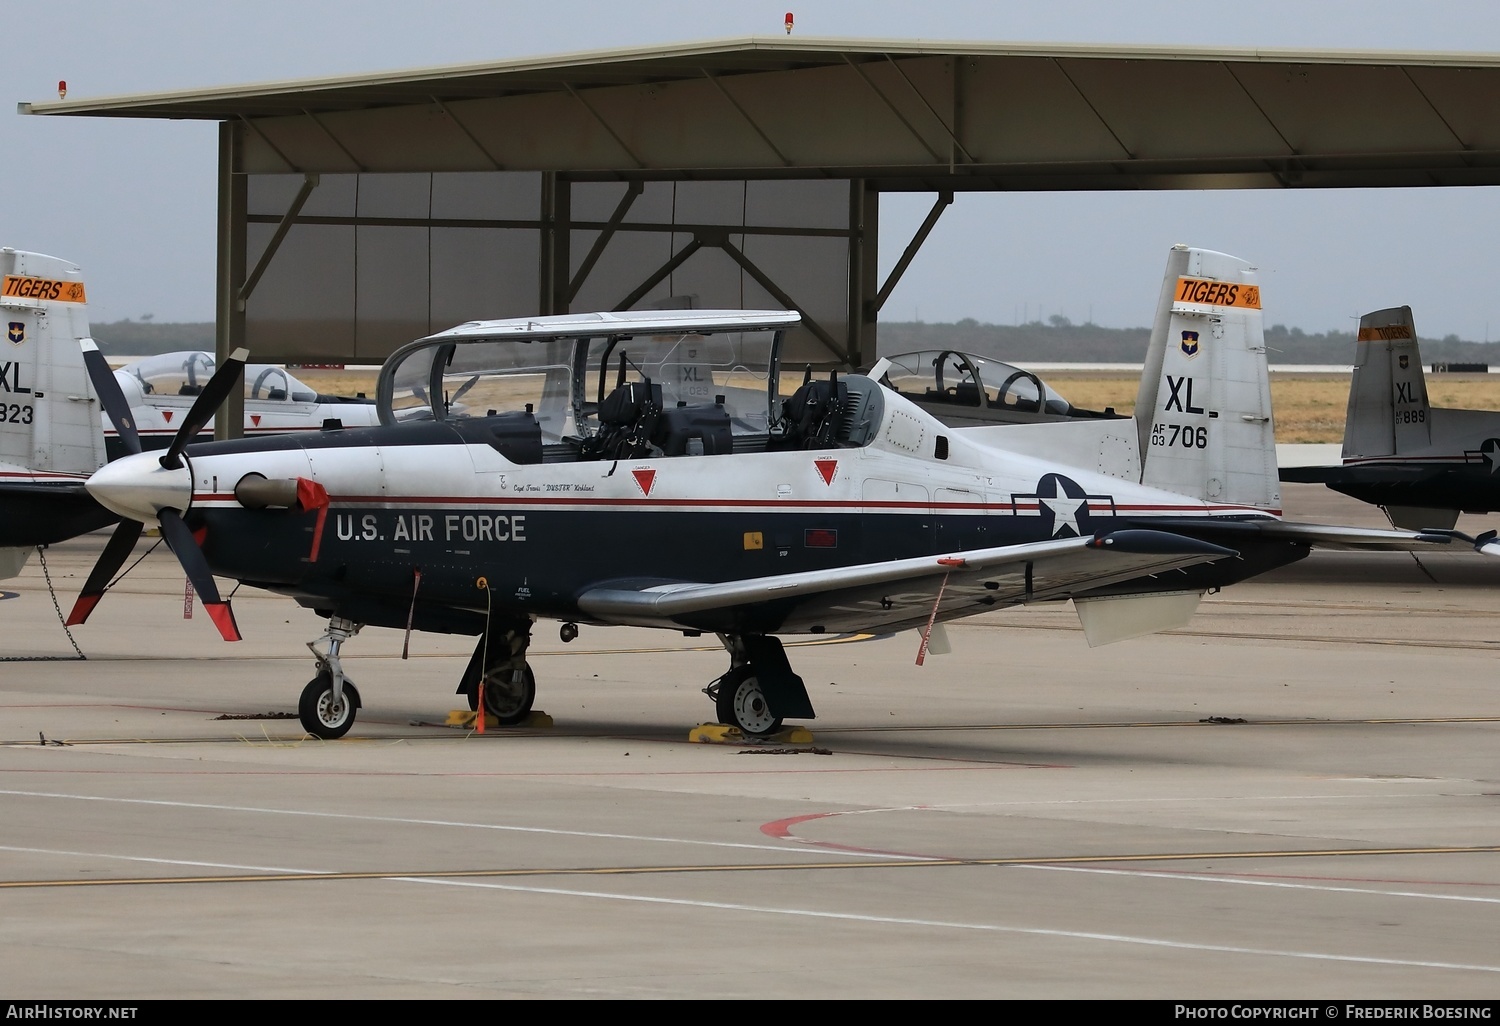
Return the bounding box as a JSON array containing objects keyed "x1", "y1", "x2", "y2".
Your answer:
[
  {"x1": 1136, "y1": 246, "x2": 1279, "y2": 511},
  {"x1": 1343, "y1": 306, "x2": 1427, "y2": 459},
  {"x1": 0, "y1": 248, "x2": 104, "y2": 477}
]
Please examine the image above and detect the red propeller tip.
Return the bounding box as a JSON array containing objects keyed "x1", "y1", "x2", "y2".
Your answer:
[
  {"x1": 64, "y1": 594, "x2": 102, "y2": 627},
  {"x1": 204, "y1": 602, "x2": 242, "y2": 642}
]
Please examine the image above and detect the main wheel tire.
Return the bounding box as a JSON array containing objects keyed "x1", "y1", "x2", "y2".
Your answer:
[
  {"x1": 479, "y1": 664, "x2": 536, "y2": 726},
  {"x1": 298, "y1": 673, "x2": 360, "y2": 739},
  {"x1": 715, "y1": 668, "x2": 783, "y2": 738}
]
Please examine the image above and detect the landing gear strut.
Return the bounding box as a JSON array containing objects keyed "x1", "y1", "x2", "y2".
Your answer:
[
  {"x1": 300, "y1": 617, "x2": 363, "y2": 739},
  {"x1": 458, "y1": 618, "x2": 537, "y2": 726},
  {"x1": 704, "y1": 634, "x2": 814, "y2": 738}
]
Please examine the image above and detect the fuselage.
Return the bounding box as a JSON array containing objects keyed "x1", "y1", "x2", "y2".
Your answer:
[{"x1": 133, "y1": 383, "x2": 1295, "y2": 637}]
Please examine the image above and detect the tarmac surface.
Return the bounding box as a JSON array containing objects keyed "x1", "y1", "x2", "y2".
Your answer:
[{"x1": 1, "y1": 484, "x2": 1498, "y2": 1000}]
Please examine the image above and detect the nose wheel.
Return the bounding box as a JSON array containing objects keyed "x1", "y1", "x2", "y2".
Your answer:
[
  {"x1": 299, "y1": 671, "x2": 361, "y2": 739},
  {"x1": 300, "y1": 617, "x2": 362, "y2": 739}
]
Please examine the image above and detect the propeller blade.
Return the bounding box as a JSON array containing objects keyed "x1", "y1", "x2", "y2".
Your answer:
[
  {"x1": 449, "y1": 374, "x2": 481, "y2": 406},
  {"x1": 157, "y1": 509, "x2": 240, "y2": 641},
  {"x1": 80, "y1": 339, "x2": 141, "y2": 456},
  {"x1": 65, "y1": 520, "x2": 144, "y2": 626},
  {"x1": 159, "y1": 347, "x2": 248, "y2": 470}
]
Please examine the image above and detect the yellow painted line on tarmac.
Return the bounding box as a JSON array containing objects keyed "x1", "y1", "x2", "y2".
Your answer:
[
  {"x1": 5, "y1": 843, "x2": 1498, "y2": 891},
  {"x1": 812, "y1": 715, "x2": 1500, "y2": 734},
  {"x1": 7, "y1": 711, "x2": 1499, "y2": 748}
]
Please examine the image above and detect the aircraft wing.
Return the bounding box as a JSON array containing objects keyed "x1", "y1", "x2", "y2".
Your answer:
[{"x1": 575, "y1": 529, "x2": 1238, "y2": 634}]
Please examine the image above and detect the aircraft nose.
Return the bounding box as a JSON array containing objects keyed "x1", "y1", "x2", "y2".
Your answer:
[{"x1": 85, "y1": 452, "x2": 193, "y2": 522}]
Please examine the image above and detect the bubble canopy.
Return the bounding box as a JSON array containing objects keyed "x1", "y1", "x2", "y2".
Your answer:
[{"x1": 376, "y1": 310, "x2": 801, "y2": 443}]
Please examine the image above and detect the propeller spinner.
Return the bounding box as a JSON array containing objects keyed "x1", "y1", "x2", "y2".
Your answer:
[{"x1": 67, "y1": 343, "x2": 248, "y2": 641}]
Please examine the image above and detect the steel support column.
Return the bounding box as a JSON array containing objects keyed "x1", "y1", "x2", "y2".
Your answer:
[
  {"x1": 215, "y1": 121, "x2": 247, "y2": 441},
  {"x1": 539, "y1": 172, "x2": 570, "y2": 315},
  {"x1": 848, "y1": 179, "x2": 877, "y2": 369}
]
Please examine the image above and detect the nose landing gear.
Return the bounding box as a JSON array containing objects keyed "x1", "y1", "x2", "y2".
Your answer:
[{"x1": 300, "y1": 617, "x2": 363, "y2": 739}]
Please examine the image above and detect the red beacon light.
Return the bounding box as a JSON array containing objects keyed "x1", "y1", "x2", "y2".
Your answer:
[
  {"x1": 58, "y1": 80, "x2": 67, "y2": 100},
  {"x1": 784, "y1": 12, "x2": 793, "y2": 34}
]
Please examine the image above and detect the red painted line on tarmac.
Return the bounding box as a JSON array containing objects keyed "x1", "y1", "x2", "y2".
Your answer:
[
  {"x1": 760, "y1": 808, "x2": 949, "y2": 860},
  {"x1": 761, "y1": 811, "x2": 838, "y2": 839}
]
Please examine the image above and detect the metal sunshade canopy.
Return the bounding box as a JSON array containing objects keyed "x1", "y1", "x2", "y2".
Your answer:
[
  {"x1": 21, "y1": 36, "x2": 1500, "y2": 435},
  {"x1": 22, "y1": 36, "x2": 1500, "y2": 188}
]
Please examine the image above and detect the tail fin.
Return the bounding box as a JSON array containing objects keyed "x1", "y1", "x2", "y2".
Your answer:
[
  {"x1": 1134, "y1": 245, "x2": 1278, "y2": 511},
  {"x1": 1343, "y1": 306, "x2": 1428, "y2": 459},
  {"x1": 0, "y1": 248, "x2": 104, "y2": 478}
]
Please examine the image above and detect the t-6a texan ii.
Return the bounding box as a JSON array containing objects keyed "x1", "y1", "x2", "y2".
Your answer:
[{"x1": 67, "y1": 246, "x2": 1500, "y2": 739}]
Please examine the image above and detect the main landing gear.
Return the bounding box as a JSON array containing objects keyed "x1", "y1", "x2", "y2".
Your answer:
[
  {"x1": 457, "y1": 618, "x2": 537, "y2": 726},
  {"x1": 704, "y1": 634, "x2": 816, "y2": 738},
  {"x1": 301, "y1": 617, "x2": 363, "y2": 739}
]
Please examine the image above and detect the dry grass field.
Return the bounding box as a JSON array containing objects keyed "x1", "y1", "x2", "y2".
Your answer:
[
  {"x1": 291, "y1": 366, "x2": 1500, "y2": 446},
  {"x1": 1046, "y1": 370, "x2": 1500, "y2": 444}
]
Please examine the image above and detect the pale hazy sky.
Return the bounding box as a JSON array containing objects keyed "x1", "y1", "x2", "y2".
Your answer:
[{"x1": 6, "y1": 1, "x2": 1500, "y2": 341}]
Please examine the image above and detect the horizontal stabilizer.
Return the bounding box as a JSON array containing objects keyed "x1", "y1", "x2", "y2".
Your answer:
[
  {"x1": 1137, "y1": 515, "x2": 1500, "y2": 554},
  {"x1": 1277, "y1": 464, "x2": 1430, "y2": 485}
]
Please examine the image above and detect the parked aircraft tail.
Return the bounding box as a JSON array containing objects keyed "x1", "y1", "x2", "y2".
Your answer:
[
  {"x1": 1343, "y1": 306, "x2": 1432, "y2": 461},
  {"x1": 0, "y1": 248, "x2": 107, "y2": 577},
  {"x1": 953, "y1": 245, "x2": 1281, "y2": 516},
  {"x1": 1134, "y1": 244, "x2": 1280, "y2": 512}
]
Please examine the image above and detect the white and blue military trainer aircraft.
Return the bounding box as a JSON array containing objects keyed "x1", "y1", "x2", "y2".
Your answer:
[
  {"x1": 0, "y1": 246, "x2": 386, "y2": 581},
  {"x1": 103, "y1": 351, "x2": 384, "y2": 462},
  {"x1": 1281, "y1": 305, "x2": 1500, "y2": 530},
  {"x1": 67, "y1": 245, "x2": 1500, "y2": 739}
]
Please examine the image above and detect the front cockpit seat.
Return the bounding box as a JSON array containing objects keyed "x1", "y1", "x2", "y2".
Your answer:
[
  {"x1": 778, "y1": 369, "x2": 848, "y2": 450},
  {"x1": 582, "y1": 358, "x2": 664, "y2": 460}
]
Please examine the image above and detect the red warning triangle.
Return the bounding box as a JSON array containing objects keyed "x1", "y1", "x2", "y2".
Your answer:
[
  {"x1": 814, "y1": 459, "x2": 838, "y2": 485},
  {"x1": 250, "y1": 415, "x2": 261, "y2": 427},
  {"x1": 162, "y1": 410, "x2": 174, "y2": 423},
  {"x1": 632, "y1": 468, "x2": 656, "y2": 496}
]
